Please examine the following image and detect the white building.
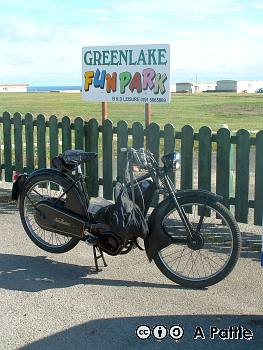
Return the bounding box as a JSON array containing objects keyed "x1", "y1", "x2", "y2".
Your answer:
[
  {"x1": 193, "y1": 82, "x2": 217, "y2": 92},
  {"x1": 216, "y1": 80, "x2": 263, "y2": 93},
  {"x1": 0, "y1": 84, "x2": 28, "y2": 92},
  {"x1": 176, "y1": 82, "x2": 216, "y2": 93}
]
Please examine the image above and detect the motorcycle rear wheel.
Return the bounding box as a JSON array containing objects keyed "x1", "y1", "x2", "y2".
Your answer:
[{"x1": 19, "y1": 174, "x2": 79, "y2": 253}]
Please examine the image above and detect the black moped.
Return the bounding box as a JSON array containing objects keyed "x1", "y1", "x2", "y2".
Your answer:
[{"x1": 12, "y1": 148, "x2": 241, "y2": 288}]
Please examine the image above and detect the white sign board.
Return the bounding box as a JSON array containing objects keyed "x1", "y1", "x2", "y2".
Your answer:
[{"x1": 82, "y1": 44, "x2": 170, "y2": 104}]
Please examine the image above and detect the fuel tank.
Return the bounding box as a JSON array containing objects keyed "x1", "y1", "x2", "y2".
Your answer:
[{"x1": 126, "y1": 178, "x2": 156, "y2": 216}]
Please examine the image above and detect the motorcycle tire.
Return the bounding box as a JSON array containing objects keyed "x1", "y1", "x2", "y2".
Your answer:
[
  {"x1": 153, "y1": 195, "x2": 241, "y2": 288},
  {"x1": 19, "y1": 173, "x2": 80, "y2": 253}
]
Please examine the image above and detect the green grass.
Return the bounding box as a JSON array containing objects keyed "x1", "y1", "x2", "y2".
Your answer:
[{"x1": 0, "y1": 92, "x2": 263, "y2": 131}]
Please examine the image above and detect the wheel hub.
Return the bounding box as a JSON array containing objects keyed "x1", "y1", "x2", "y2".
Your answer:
[{"x1": 187, "y1": 233, "x2": 204, "y2": 250}]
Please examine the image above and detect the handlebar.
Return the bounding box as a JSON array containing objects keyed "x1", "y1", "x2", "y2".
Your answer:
[{"x1": 121, "y1": 147, "x2": 158, "y2": 173}]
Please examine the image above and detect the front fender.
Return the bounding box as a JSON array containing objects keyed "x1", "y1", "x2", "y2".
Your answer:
[
  {"x1": 175, "y1": 189, "x2": 223, "y2": 202},
  {"x1": 145, "y1": 189, "x2": 223, "y2": 261},
  {"x1": 145, "y1": 199, "x2": 172, "y2": 262}
]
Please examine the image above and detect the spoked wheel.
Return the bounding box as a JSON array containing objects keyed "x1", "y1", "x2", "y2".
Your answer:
[
  {"x1": 154, "y1": 196, "x2": 241, "y2": 288},
  {"x1": 19, "y1": 174, "x2": 79, "y2": 253}
]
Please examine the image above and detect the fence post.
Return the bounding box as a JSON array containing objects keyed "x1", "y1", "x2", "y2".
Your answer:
[
  {"x1": 254, "y1": 130, "x2": 263, "y2": 225},
  {"x1": 117, "y1": 120, "x2": 128, "y2": 181},
  {"x1": 219, "y1": 124, "x2": 235, "y2": 199},
  {"x1": 262, "y1": 215, "x2": 263, "y2": 266},
  {"x1": 181, "y1": 125, "x2": 194, "y2": 190},
  {"x1": 235, "y1": 129, "x2": 250, "y2": 223},
  {"x1": 198, "y1": 126, "x2": 212, "y2": 192},
  {"x1": 74, "y1": 117, "x2": 84, "y2": 150},
  {"x1": 14, "y1": 112, "x2": 23, "y2": 173},
  {"x1": 0, "y1": 117, "x2": 2, "y2": 180},
  {"x1": 85, "y1": 118, "x2": 99, "y2": 197},
  {"x1": 37, "y1": 114, "x2": 46, "y2": 169},
  {"x1": 216, "y1": 127, "x2": 231, "y2": 207},
  {"x1": 163, "y1": 123, "x2": 175, "y2": 184},
  {"x1": 146, "y1": 122, "x2": 160, "y2": 206},
  {"x1": 61, "y1": 116, "x2": 72, "y2": 152},
  {"x1": 25, "y1": 113, "x2": 34, "y2": 173},
  {"x1": 49, "y1": 115, "x2": 58, "y2": 167},
  {"x1": 102, "y1": 119, "x2": 113, "y2": 199},
  {"x1": 132, "y1": 122, "x2": 144, "y2": 149},
  {"x1": 2, "y1": 112, "x2": 12, "y2": 181}
]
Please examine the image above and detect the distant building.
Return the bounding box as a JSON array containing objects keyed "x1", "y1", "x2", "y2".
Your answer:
[
  {"x1": 176, "y1": 82, "x2": 192, "y2": 93},
  {"x1": 193, "y1": 83, "x2": 217, "y2": 92},
  {"x1": 176, "y1": 82, "x2": 216, "y2": 93},
  {"x1": 0, "y1": 84, "x2": 28, "y2": 92},
  {"x1": 216, "y1": 80, "x2": 263, "y2": 93},
  {"x1": 170, "y1": 84, "x2": 177, "y2": 92}
]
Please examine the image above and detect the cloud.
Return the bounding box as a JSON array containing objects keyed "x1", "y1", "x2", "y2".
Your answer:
[
  {"x1": 111, "y1": 0, "x2": 247, "y2": 19},
  {"x1": 0, "y1": 1, "x2": 262, "y2": 84}
]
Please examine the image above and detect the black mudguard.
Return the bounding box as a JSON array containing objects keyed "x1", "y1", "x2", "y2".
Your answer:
[
  {"x1": 12, "y1": 174, "x2": 28, "y2": 201},
  {"x1": 21, "y1": 168, "x2": 88, "y2": 218},
  {"x1": 145, "y1": 189, "x2": 223, "y2": 261}
]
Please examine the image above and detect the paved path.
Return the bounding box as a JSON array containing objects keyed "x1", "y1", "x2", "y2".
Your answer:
[{"x1": 0, "y1": 200, "x2": 262, "y2": 350}]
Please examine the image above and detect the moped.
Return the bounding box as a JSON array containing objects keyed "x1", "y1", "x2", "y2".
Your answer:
[{"x1": 12, "y1": 147, "x2": 241, "y2": 288}]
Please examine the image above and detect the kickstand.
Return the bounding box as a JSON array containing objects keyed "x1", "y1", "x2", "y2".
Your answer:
[{"x1": 93, "y1": 245, "x2": 107, "y2": 272}]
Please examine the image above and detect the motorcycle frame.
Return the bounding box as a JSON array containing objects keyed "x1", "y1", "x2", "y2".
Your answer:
[{"x1": 57, "y1": 160, "x2": 195, "y2": 241}]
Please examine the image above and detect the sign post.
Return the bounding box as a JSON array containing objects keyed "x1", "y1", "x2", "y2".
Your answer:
[
  {"x1": 82, "y1": 44, "x2": 170, "y2": 123},
  {"x1": 145, "y1": 103, "x2": 152, "y2": 127},
  {"x1": 102, "y1": 102, "x2": 108, "y2": 123}
]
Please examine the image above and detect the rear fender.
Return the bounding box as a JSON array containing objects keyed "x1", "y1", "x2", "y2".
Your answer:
[
  {"x1": 12, "y1": 174, "x2": 28, "y2": 203},
  {"x1": 145, "y1": 189, "x2": 223, "y2": 261},
  {"x1": 22, "y1": 168, "x2": 88, "y2": 217}
]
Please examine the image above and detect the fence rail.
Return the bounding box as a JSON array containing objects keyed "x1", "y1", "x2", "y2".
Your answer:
[{"x1": 1, "y1": 111, "x2": 263, "y2": 226}]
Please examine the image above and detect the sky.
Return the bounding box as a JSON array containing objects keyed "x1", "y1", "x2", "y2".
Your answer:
[{"x1": 0, "y1": 0, "x2": 262, "y2": 86}]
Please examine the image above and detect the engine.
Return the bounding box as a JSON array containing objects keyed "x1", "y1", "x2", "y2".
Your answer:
[
  {"x1": 99, "y1": 233, "x2": 124, "y2": 256},
  {"x1": 86, "y1": 222, "x2": 124, "y2": 255}
]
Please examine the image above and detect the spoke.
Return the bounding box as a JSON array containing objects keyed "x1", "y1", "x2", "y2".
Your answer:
[
  {"x1": 166, "y1": 247, "x2": 189, "y2": 268},
  {"x1": 201, "y1": 250, "x2": 225, "y2": 267},
  {"x1": 23, "y1": 180, "x2": 73, "y2": 248},
  {"x1": 198, "y1": 251, "x2": 208, "y2": 277},
  {"x1": 160, "y1": 200, "x2": 234, "y2": 282},
  {"x1": 190, "y1": 251, "x2": 194, "y2": 277},
  {"x1": 180, "y1": 250, "x2": 194, "y2": 274},
  {"x1": 195, "y1": 205, "x2": 206, "y2": 233},
  {"x1": 199, "y1": 251, "x2": 214, "y2": 275},
  {"x1": 32, "y1": 188, "x2": 45, "y2": 199},
  {"x1": 193, "y1": 252, "x2": 201, "y2": 278},
  {"x1": 161, "y1": 246, "x2": 186, "y2": 258}
]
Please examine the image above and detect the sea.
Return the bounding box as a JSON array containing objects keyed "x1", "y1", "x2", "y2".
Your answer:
[{"x1": 28, "y1": 86, "x2": 81, "y2": 92}]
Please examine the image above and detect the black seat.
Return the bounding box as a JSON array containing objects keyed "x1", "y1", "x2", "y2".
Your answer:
[{"x1": 62, "y1": 150, "x2": 97, "y2": 165}]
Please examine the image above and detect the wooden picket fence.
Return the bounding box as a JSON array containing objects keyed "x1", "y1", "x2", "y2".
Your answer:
[{"x1": 1, "y1": 111, "x2": 263, "y2": 226}]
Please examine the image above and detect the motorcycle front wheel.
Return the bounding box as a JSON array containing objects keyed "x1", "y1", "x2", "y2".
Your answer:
[
  {"x1": 19, "y1": 174, "x2": 79, "y2": 253},
  {"x1": 154, "y1": 195, "x2": 241, "y2": 288}
]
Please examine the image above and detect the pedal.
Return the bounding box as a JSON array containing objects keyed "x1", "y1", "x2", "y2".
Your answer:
[
  {"x1": 93, "y1": 245, "x2": 107, "y2": 272},
  {"x1": 135, "y1": 238, "x2": 145, "y2": 251}
]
